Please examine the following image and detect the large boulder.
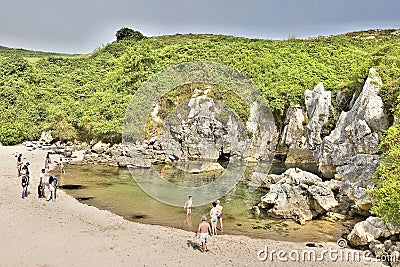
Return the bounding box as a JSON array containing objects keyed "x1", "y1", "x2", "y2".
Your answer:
[
  {"x1": 92, "y1": 141, "x2": 108, "y2": 154},
  {"x1": 347, "y1": 216, "x2": 400, "y2": 246},
  {"x1": 39, "y1": 131, "x2": 53, "y2": 144},
  {"x1": 315, "y1": 68, "x2": 388, "y2": 179},
  {"x1": 260, "y1": 168, "x2": 338, "y2": 224}
]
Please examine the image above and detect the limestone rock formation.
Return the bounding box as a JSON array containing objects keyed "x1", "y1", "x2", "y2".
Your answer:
[
  {"x1": 315, "y1": 68, "x2": 388, "y2": 179},
  {"x1": 305, "y1": 82, "x2": 333, "y2": 150},
  {"x1": 260, "y1": 168, "x2": 338, "y2": 224},
  {"x1": 347, "y1": 216, "x2": 400, "y2": 246},
  {"x1": 278, "y1": 105, "x2": 315, "y2": 165},
  {"x1": 160, "y1": 87, "x2": 277, "y2": 164}
]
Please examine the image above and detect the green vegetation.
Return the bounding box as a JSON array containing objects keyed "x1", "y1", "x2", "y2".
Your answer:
[
  {"x1": 369, "y1": 99, "x2": 400, "y2": 222},
  {"x1": 115, "y1": 27, "x2": 146, "y2": 42},
  {"x1": 0, "y1": 29, "x2": 399, "y2": 146}
]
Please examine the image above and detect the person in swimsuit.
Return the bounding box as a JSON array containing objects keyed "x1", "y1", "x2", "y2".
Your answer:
[
  {"x1": 209, "y1": 202, "x2": 219, "y2": 235},
  {"x1": 184, "y1": 195, "x2": 193, "y2": 216},
  {"x1": 196, "y1": 215, "x2": 212, "y2": 252},
  {"x1": 216, "y1": 200, "x2": 224, "y2": 232},
  {"x1": 58, "y1": 158, "x2": 65, "y2": 174}
]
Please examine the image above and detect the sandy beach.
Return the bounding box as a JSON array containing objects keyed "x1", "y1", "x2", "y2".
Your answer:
[{"x1": 0, "y1": 145, "x2": 383, "y2": 266}]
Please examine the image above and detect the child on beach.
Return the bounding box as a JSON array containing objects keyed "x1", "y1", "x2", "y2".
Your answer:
[
  {"x1": 196, "y1": 215, "x2": 212, "y2": 253},
  {"x1": 184, "y1": 196, "x2": 193, "y2": 216},
  {"x1": 58, "y1": 158, "x2": 65, "y2": 174}
]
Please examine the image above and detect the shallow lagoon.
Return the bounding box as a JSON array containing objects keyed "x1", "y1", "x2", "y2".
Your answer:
[{"x1": 60, "y1": 162, "x2": 347, "y2": 242}]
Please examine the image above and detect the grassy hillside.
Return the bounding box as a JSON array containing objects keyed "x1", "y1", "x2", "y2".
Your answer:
[
  {"x1": 0, "y1": 45, "x2": 75, "y2": 60},
  {"x1": 0, "y1": 29, "x2": 399, "y2": 146}
]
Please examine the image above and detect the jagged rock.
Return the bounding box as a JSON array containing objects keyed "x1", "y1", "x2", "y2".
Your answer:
[
  {"x1": 278, "y1": 105, "x2": 316, "y2": 165},
  {"x1": 335, "y1": 154, "x2": 380, "y2": 184},
  {"x1": 340, "y1": 181, "x2": 373, "y2": 212},
  {"x1": 347, "y1": 216, "x2": 400, "y2": 246},
  {"x1": 246, "y1": 101, "x2": 278, "y2": 162},
  {"x1": 315, "y1": 68, "x2": 388, "y2": 179},
  {"x1": 248, "y1": 172, "x2": 282, "y2": 189},
  {"x1": 369, "y1": 240, "x2": 386, "y2": 257},
  {"x1": 124, "y1": 149, "x2": 151, "y2": 168},
  {"x1": 260, "y1": 168, "x2": 338, "y2": 225},
  {"x1": 305, "y1": 83, "x2": 333, "y2": 150},
  {"x1": 160, "y1": 92, "x2": 276, "y2": 164}
]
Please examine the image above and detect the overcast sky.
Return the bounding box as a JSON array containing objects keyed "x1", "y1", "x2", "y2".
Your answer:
[{"x1": 0, "y1": 0, "x2": 399, "y2": 54}]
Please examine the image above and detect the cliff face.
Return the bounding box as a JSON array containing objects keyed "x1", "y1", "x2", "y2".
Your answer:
[
  {"x1": 278, "y1": 68, "x2": 388, "y2": 183},
  {"x1": 160, "y1": 87, "x2": 278, "y2": 164}
]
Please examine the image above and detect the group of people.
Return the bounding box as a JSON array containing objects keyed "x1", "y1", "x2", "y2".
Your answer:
[
  {"x1": 184, "y1": 196, "x2": 224, "y2": 252},
  {"x1": 16, "y1": 152, "x2": 62, "y2": 202}
]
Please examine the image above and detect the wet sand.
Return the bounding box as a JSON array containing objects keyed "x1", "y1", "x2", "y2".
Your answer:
[{"x1": 0, "y1": 145, "x2": 382, "y2": 266}]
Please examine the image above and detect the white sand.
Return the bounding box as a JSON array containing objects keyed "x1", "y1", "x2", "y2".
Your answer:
[{"x1": 0, "y1": 146, "x2": 383, "y2": 266}]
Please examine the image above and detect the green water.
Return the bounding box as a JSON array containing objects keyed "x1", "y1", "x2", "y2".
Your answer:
[{"x1": 60, "y1": 162, "x2": 346, "y2": 242}]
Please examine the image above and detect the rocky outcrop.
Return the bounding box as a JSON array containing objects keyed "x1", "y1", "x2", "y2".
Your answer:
[
  {"x1": 305, "y1": 83, "x2": 333, "y2": 150},
  {"x1": 256, "y1": 171, "x2": 374, "y2": 221},
  {"x1": 248, "y1": 171, "x2": 282, "y2": 189},
  {"x1": 161, "y1": 94, "x2": 246, "y2": 162},
  {"x1": 279, "y1": 68, "x2": 388, "y2": 182},
  {"x1": 259, "y1": 168, "x2": 338, "y2": 224},
  {"x1": 347, "y1": 216, "x2": 400, "y2": 246},
  {"x1": 159, "y1": 87, "x2": 277, "y2": 164},
  {"x1": 315, "y1": 68, "x2": 388, "y2": 180},
  {"x1": 278, "y1": 105, "x2": 315, "y2": 165}
]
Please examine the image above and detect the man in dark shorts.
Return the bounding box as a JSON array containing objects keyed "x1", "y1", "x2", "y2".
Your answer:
[{"x1": 216, "y1": 200, "x2": 223, "y2": 232}]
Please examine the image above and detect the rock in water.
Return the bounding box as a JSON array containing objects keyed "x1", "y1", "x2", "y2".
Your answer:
[{"x1": 260, "y1": 168, "x2": 338, "y2": 225}]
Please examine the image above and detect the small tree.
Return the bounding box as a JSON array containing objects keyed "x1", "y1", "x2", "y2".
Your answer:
[{"x1": 115, "y1": 27, "x2": 145, "y2": 42}]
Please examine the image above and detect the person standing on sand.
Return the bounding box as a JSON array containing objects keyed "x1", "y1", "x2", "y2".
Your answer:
[
  {"x1": 16, "y1": 153, "x2": 23, "y2": 176},
  {"x1": 184, "y1": 195, "x2": 193, "y2": 216},
  {"x1": 196, "y1": 215, "x2": 212, "y2": 252},
  {"x1": 21, "y1": 162, "x2": 30, "y2": 188},
  {"x1": 216, "y1": 200, "x2": 223, "y2": 232},
  {"x1": 209, "y1": 202, "x2": 219, "y2": 235},
  {"x1": 21, "y1": 174, "x2": 28, "y2": 199},
  {"x1": 47, "y1": 175, "x2": 57, "y2": 201},
  {"x1": 39, "y1": 169, "x2": 46, "y2": 198},
  {"x1": 45, "y1": 152, "x2": 51, "y2": 170}
]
